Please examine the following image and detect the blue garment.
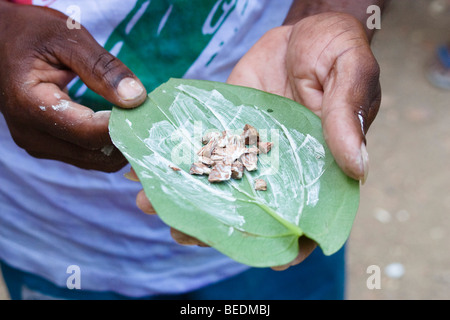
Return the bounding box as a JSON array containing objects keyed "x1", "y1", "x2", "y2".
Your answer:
[
  {"x1": 0, "y1": 0, "x2": 348, "y2": 300},
  {"x1": 0, "y1": 0, "x2": 293, "y2": 297},
  {"x1": 1, "y1": 246, "x2": 346, "y2": 300}
]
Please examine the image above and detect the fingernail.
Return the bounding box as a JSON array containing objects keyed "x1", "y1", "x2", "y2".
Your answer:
[
  {"x1": 117, "y1": 78, "x2": 145, "y2": 101},
  {"x1": 124, "y1": 171, "x2": 139, "y2": 182},
  {"x1": 360, "y1": 142, "x2": 369, "y2": 185}
]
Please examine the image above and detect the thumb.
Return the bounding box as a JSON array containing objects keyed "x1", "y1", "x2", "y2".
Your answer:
[
  {"x1": 54, "y1": 26, "x2": 147, "y2": 108},
  {"x1": 321, "y1": 47, "x2": 381, "y2": 183}
]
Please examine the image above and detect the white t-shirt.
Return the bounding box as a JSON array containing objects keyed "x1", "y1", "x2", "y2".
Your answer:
[{"x1": 0, "y1": 0, "x2": 292, "y2": 297}]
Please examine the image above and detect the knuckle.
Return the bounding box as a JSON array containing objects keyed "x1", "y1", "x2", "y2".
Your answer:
[
  {"x1": 365, "y1": 57, "x2": 380, "y2": 80},
  {"x1": 91, "y1": 52, "x2": 128, "y2": 86},
  {"x1": 92, "y1": 52, "x2": 116, "y2": 74}
]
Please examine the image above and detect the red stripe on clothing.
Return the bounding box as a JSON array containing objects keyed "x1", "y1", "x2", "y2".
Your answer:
[
  {"x1": 9, "y1": 0, "x2": 33, "y2": 4},
  {"x1": 9, "y1": 0, "x2": 58, "y2": 6}
]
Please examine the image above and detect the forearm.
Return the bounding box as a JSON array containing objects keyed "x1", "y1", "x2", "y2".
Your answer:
[{"x1": 284, "y1": 0, "x2": 389, "y2": 40}]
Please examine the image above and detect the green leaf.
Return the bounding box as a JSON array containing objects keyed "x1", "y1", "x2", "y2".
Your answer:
[{"x1": 109, "y1": 78, "x2": 360, "y2": 267}]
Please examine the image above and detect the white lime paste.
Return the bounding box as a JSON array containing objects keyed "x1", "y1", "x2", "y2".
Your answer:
[{"x1": 130, "y1": 85, "x2": 325, "y2": 230}]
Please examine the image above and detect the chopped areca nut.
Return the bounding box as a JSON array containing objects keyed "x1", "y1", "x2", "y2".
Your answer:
[
  {"x1": 197, "y1": 138, "x2": 218, "y2": 158},
  {"x1": 241, "y1": 124, "x2": 259, "y2": 145},
  {"x1": 190, "y1": 124, "x2": 273, "y2": 185},
  {"x1": 240, "y1": 138, "x2": 259, "y2": 171},
  {"x1": 240, "y1": 151, "x2": 258, "y2": 171},
  {"x1": 202, "y1": 131, "x2": 221, "y2": 145},
  {"x1": 258, "y1": 142, "x2": 273, "y2": 154},
  {"x1": 246, "y1": 146, "x2": 260, "y2": 154},
  {"x1": 227, "y1": 134, "x2": 245, "y2": 148},
  {"x1": 231, "y1": 160, "x2": 244, "y2": 179},
  {"x1": 212, "y1": 147, "x2": 227, "y2": 157},
  {"x1": 169, "y1": 165, "x2": 181, "y2": 171},
  {"x1": 217, "y1": 130, "x2": 231, "y2": 148},
  {"x1": 254, "y1": 179, "x2": 267, "y2": 191},
  {"x1": 198, "y1": 156, "x2": 215, "y2": 167},
  {"x1": 190, "y1": 162, "x2": 212, "y2": 175},
  {"x1": 224, "y1": 145, "x2": 247, "y2": 164},
  {"x1": 208, "y1": 162, "x2": 231, "y2": 182},
  {"x1": 210, "y1": 154, "x2": 225, "y2": 163}
]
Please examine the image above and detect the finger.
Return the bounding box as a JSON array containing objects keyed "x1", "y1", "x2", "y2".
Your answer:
[
  {"x1": 271, "y1": 237, "x2": 317, "y2": 271},
  {"x1": 51, "y1": 24, "x2": 147, "y2": 108},
  {"x1": 170, "y1": 228, "x2": 209, "y2": 247},
  {"x1": 7, "y1": 81, "x2": 128, "y2": 171},
  {"x1": 27, "y1": 83, "x2": 114, "y2": 150},
  {"x1": 135, "y1": 187, "x2": 209, "y2": 247},
  {"x1": 124, "y1": 167, "x2": 140, "y2": 182},
  {"x1": 8, "y1": 123, "x2": 127, "y2": 172},
  {"x1": 136, "y1": 190, "x2": 157, "y2": 215},
  {"x1": 321, "y1": 47, "x2": 381, "y2": 183},
  {"x1": 135, "y1": 190, "x2": 209, "y2": 248}
]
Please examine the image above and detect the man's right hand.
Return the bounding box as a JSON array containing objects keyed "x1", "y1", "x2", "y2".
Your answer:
[{"x1": 0, "y1": 2, "x2": 147, "y2": 172}]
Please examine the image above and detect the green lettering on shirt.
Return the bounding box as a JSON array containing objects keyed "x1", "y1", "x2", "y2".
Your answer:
[{"x1": 69, "y1": 0, "x2": 237, "y2": 111}]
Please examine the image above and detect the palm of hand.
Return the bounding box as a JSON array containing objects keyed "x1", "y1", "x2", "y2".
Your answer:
[
  {"x1": 228, "y1": 12, "x2": 381, "y2": 182},
  {"x1": 226, "y1": 12, "x2": 381, "y2": 269},
  {"x1": 138, "y1": 12, "x2": 382, "y2": 271}
]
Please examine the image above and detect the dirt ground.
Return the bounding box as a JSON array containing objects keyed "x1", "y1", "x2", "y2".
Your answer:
[
  {"x1": 1, "y1": 0, "x2": 449, "y2": 300},
  {"x1": 346, "y1": 0, "x2": 450, "y2": 300}
]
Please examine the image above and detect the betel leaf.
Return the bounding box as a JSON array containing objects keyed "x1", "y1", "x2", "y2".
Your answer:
[{"x1": 109, "y1": 78, "x2": 360, "y2": 267}]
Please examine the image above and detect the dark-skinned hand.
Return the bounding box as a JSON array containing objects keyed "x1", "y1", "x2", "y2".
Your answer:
[
  {"x1": 133, "y1": 12, "x2": 381, "y2": 271},
  {"x1": 0, "y1": 2, "x2": 147, "y2": 172}
]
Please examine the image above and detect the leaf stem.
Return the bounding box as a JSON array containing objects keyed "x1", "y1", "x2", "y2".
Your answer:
[{"x1": 235, "y1": 196, "x2": 303, "y2": 237}]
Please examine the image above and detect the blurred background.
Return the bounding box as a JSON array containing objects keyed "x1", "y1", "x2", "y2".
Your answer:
[
  {"x1": 1, "y1": 0, "x2": 449, "y2": 300},
  {"x1": 346, "y1": 0, "x2": 450, "y2": 300}
]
